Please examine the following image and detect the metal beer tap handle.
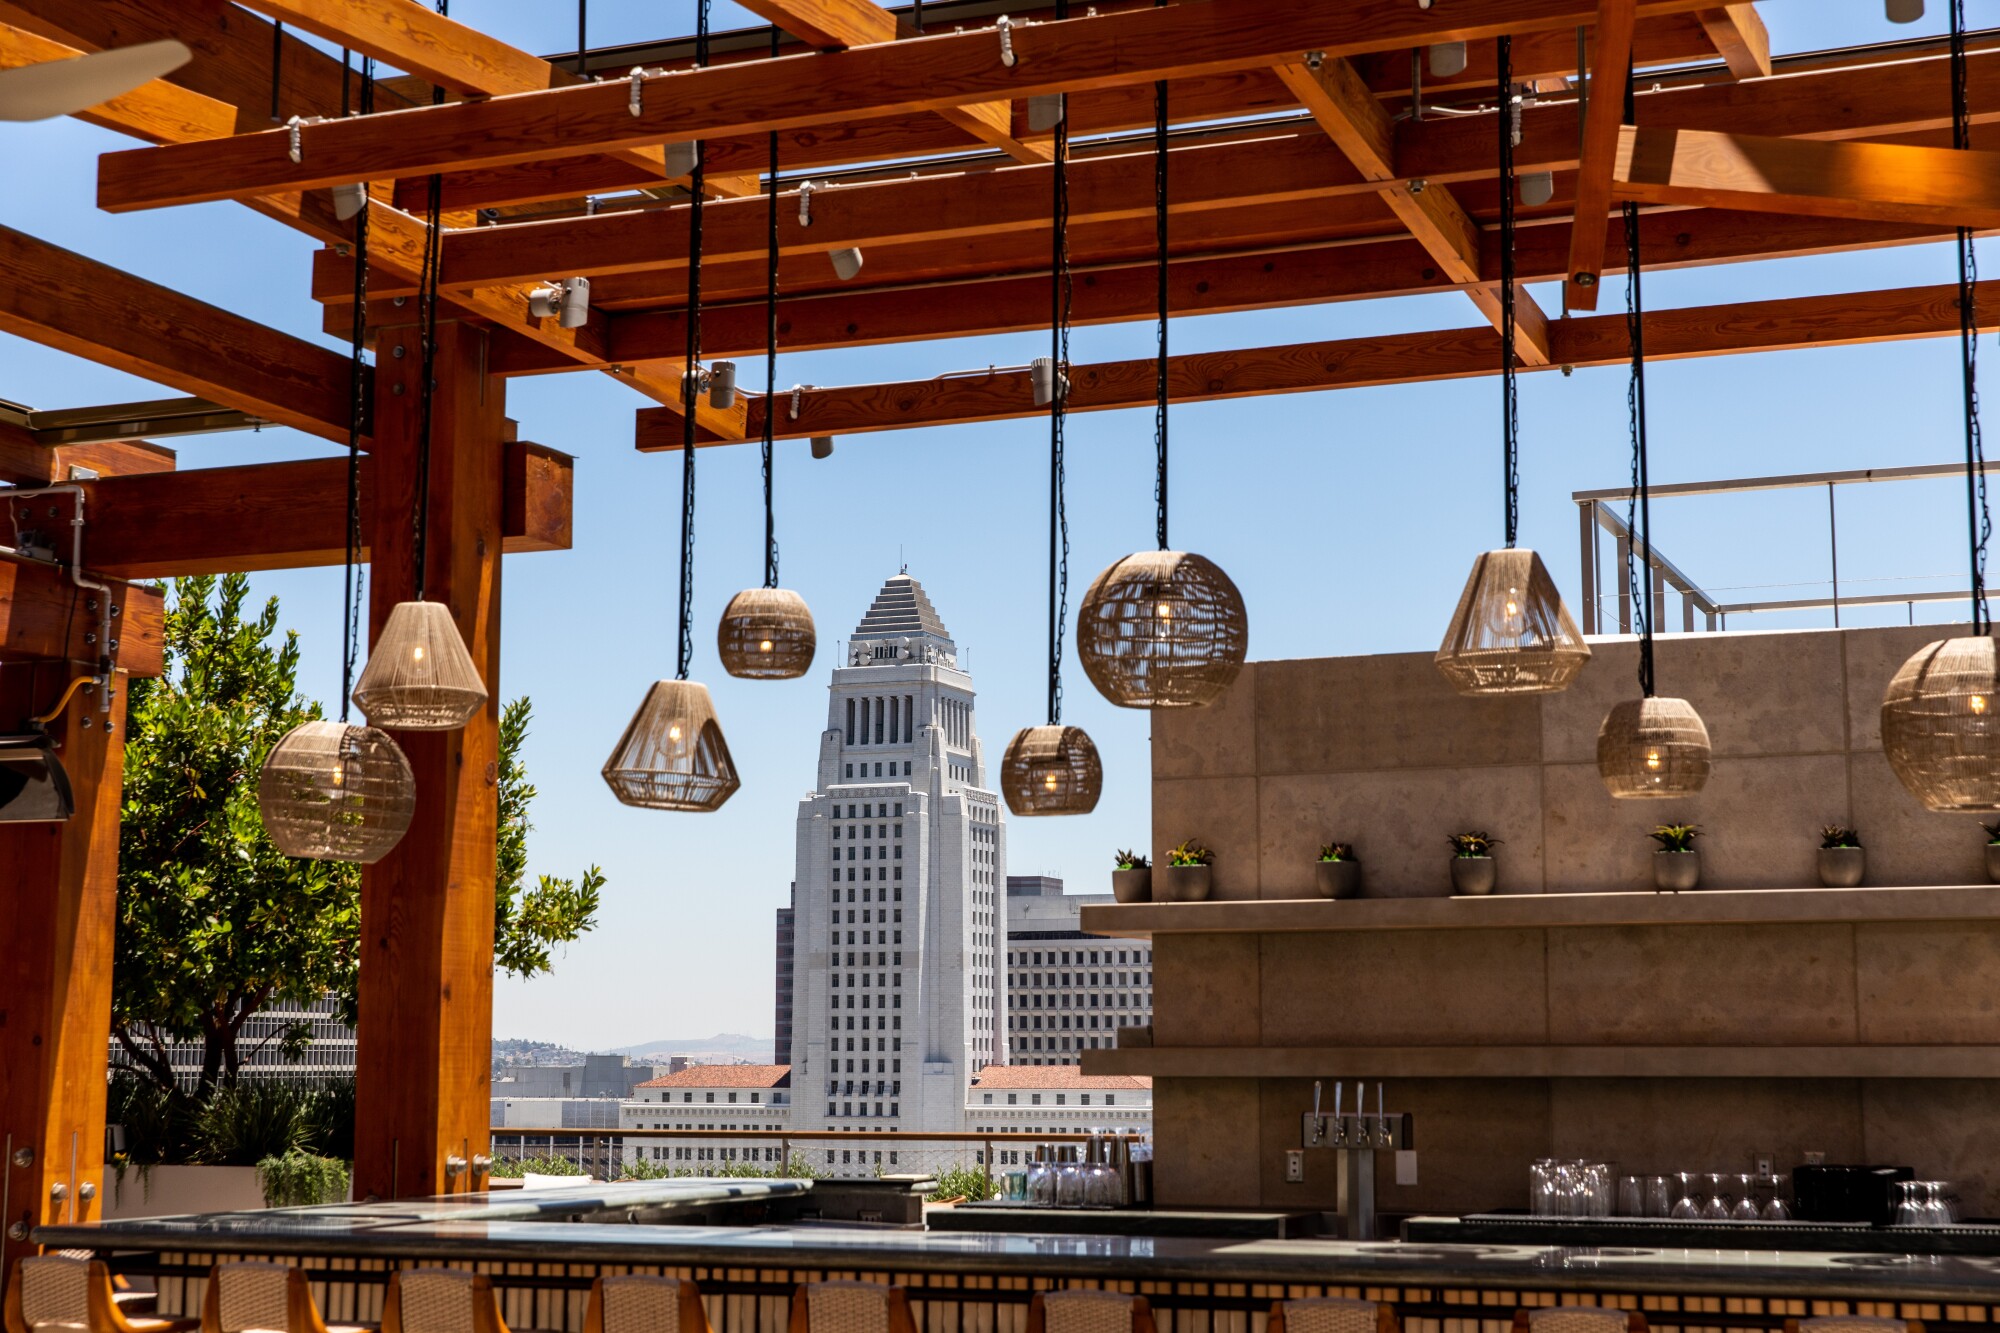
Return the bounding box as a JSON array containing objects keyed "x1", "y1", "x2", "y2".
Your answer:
[
  {"x1": 1332, "y1": 1081, "x2": 1346, "y2": 1146},
  {"x1": 1310, "y1": 1080, "x2": 1326, "y2": 1145}
]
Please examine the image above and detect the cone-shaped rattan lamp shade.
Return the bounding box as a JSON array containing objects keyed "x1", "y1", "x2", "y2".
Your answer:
[
  {"x1": 601, "y1": 679, "x2": 741, "y2": 812},
  {"x1": 1000, "y1": 724, "x2": 1103, "y2": 817},
  {"x1": 351, "y1": 600, "x2": 488, "y2": 730},
  {"x1": 1435, "y1": 548, "x2": 1591, "y2": 695},
  {"x1": 1077, "y1": 550, "x2": 1249, "y2": 709},
  {"x1": 1882, "y1": 634, "x2": 2000, "y2": 811},
  {"x1": 718, "y1": 587, "x2": 817, "y2": 680},
  {"x1": 256, "y1": 721, "x2": 416, "y2": 863},
  {"x1": 1597, "y1": 696, "x2": 1713, "y2": 799}
]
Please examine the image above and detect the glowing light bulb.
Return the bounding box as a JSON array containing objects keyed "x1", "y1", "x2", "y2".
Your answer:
[
  {"x1": 330, "y1": 765, "x2": 345, "y2": 787},
  {"x1": 1975, "y1": 695, "x2": 1989, "y2": 715},
  {"x1": 668, "y1": 724, "x2": 684, "y2": 743},
  {"x1": 1645, "y1": 749, "x2": 1663, "y2": 772},
  {"x1": 412, "y1": 644, "x2": 426, "y2": 663},
  {"x1": 1042, "y1": 771, "x2": 1060, "y2": 793},
  {"x1": 759, "y1": 639, "x2": 775, "y2": 653},
  {"x1": 1156, "y1": 601, "x2": 1173, "y2": 620}
]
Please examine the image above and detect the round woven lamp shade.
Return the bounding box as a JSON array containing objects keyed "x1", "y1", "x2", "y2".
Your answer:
[
  {"x1": 1000, "y1": 724, "x2": 1103, "y2": 817},
  {"x1": 1882, "y1": 634, "x2": 2000, "y2": 811},
  {"x1": 718, "y1": 587, "x2": 817, "y2": 680},
  {"x1": 1435, "y1": 548, "x2": 1591, "y2": 695},
  {"x1": 601, "y1": 679, "x2": 741, "y2": 812},
  {"x1": 256, "y1": 720, "x2": 416, "y2": 863},
  {"x1": 1597, "y1": 696, "x2": 1713, "y2": 799},
  {"x1": 1077, "y1": 550, "x2": 1248, "y2": 709},
  {"x1": 351, "y1": 600, "x2": 488, "y2": 730}
]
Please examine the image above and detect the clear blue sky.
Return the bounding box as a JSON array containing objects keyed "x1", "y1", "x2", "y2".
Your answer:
[{"x1": 0, "y1": 4, "x2": 1983, "y2": 1050}]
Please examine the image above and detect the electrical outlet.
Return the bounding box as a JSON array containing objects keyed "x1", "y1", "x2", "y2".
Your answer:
[
  {"x1": 1285, "y1": 1150, "x2": 1305, "y2": 1184},
  {"x1": 1753, "y1": 1152, "x2": 1776, "y2": 1184}
]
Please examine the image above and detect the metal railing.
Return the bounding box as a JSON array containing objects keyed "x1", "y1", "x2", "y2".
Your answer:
[{"x1": 489, "y1": 1127, "x2": 1142, "y2": 1183}]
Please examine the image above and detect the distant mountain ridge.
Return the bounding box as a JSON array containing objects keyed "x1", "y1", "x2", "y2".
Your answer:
[{"x1": 610, "y1": 1033, "x2": 772, "y2": 1062}]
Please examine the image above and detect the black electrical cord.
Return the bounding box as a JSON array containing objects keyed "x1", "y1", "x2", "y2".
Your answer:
[
  {"x1": 762, "y1": 26, "x2": 781, "y2": 590},
  {"x1": 577, "y1": 0, "x2": 589, "y2": 77},
  {"x1": 270, "y1": 22, "x2": 283, "y2": 123},
  {"x1": 338, "y1": 54, "x2": 374, "y2": 723},
  {"x1": 678, "y1": 0, "x2": 712, "y2": 681},
  {"x1": 412, "y1": 172, "x2": 443, "y2": 602},
  {"x1": 1954, "y1": 0, "x2": 1991, "y2": 634},
  {"x1": 1153, "y1": 0, "x2": 1169, "y2": 553},
  {"x1": 1499, "y1": 36, "x2": 1520, "y2": 550},
  {"x1": 1047, "y1": 2, "x2": 1072, "y2": 727}
]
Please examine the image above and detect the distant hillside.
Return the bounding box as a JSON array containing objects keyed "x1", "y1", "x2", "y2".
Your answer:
[{"x1": 611, "y1": 1033, "x2": 773, "y2": 1062}]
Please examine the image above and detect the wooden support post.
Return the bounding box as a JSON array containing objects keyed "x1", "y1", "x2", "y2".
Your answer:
[
  {"x1": 0, "y1": 654, "x2": 135, "y2": 1275},
  {"x1": 351, "y1": 319, "x2": 505, "y2": 1202}
]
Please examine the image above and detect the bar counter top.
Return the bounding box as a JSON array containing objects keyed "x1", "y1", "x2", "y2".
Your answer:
[{"x1": 36, "y1": 1186, "x2": 2000, "y2": 1304}]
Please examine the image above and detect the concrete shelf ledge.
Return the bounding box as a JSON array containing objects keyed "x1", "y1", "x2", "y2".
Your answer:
[
  {"x1": 1081, "y1": 1044, "x2": 2000, "y2": 1080},
  {"x1": 1078, "y1": 883, "x2": 2000, "y2": 938}
]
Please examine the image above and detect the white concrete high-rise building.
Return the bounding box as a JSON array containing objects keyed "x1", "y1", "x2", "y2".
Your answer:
[{"x1": 787, "y1": 575, "x2": 1009, "y2": 1132}]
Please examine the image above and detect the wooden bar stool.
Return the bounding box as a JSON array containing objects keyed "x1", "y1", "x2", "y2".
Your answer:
[
  {"x1": 1268, "y1": 1298, "x2": 1398, "y2": 1333},
  {"x1": 1513, "y1": 1309, "x2": 1647, "y2": 1333},
  {"x1": 201, "y1": 1262, "x2": 373, "y2": 1333},
  {"x1": 788, "y1": 1283, "x2": 918, "y2": 1333},
  {"x1": 381, "y1": 1272, "x2": 508, "y2": 1333},
  {"x1": 1027, "y1": 1291, "x2": 1156, "y2": 1333},
  {"x1": 585, "y1": 1277, "x2": 711, "y2": 1333},
  {"x1": 5, "y1": 1257, "x2": 196, "y2": 1333},
  {"x1": 1785, "y1": 1320, "x2": 1923, "y2": 1333}
]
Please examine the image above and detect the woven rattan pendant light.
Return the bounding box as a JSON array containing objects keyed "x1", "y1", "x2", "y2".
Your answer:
[
  {"x1": 1437, "y1": 39, "x2": 1590, "y2": 697},
  {"x1": 1077, "y1": 69, "x2": 1247, "y2": 710},
  {"x1": 603, "y1": 1, "x2": 739, "y2": 813},
  {"x1": 719, "y1": 88, "x2": 817, "y2": 681},
  {"x1": 1882, "y1": 0, "x2": 2000, "y2": 812},
  {"x1": 258, "y1": 69, "x2": 417, "y2": 863},
  {"x1": 349, "y1": 161, "x2": 487, "y2": 731},
  {"x1": 1004, "y1": 77, "x2": 1102, "y2": 818},
  {"x1": 1597, "y1": 192, "x2": 1711, "y2": 799}
]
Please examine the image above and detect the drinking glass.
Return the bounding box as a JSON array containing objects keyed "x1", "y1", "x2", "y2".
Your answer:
[
  {"x1": 1731, "y1": 1173, "x2": 1762, "y2": 1222},
  {"x1": 1646, "y1": 1176, "x2": 1673, "y2": 1219},
  {"x1": 1892, "y1": 1181, "x2": 1924, "y2": 1226},
  {"x1": 1701, "y1": 1172, "x2": 1733, "y2": 1221},
  {"x1": 1671, "y1": 1172, "x2": 1701, "y2": 1220},
  {"x1": 1005, "y1": 1171, "x2": 1028, "y2": 1202},
  {"x1": 1924, "y1": 1181, "x2": 1956, "y2": 1227},
  {"x1": 1530, "y1": 1159, "x2": 1556, "y2": 1218},
  {"x1": 1762, "y1": 1195, "x2": 1792, "y2": 1222},
  {"x1": 1619, "y1": 1175, "x2": 1645, "y2": 1218}
]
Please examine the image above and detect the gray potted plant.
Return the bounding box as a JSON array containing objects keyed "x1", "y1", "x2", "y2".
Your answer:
[
  {"x1": 1983, "y1": 822, "x2": 2000, "y2": 884},
  {"x1": 1161, "y1": 838, "x2": 1214, "y2": 902},
  {"x1": 1447, "y1": 831, "x2": 1501, "y2": 896},
  {"x1": 1112, "y1": 849, "x2": 1152, "y2": 903},
  {"x1": 1818, "y1": 825, "x2": 1865, "y2": 888},
  {"x1": 1315, "y1": 842, "x2": 1361, "y2": 899},
  {"x1": 1648, "y1": 823, "x2": 1702, "y2": 892}
]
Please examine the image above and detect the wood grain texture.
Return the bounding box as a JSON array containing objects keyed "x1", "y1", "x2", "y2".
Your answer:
[
  {"x1": 0, "y1": 225, "x2": 355, "y2": 444},
  {"x1": 352, "y1": 320, "x2": 504, "y2": 1202},
  {"x1": 60, "y1": 441, "x2": 570, "y2": 579},
  {"x1": 0, "y1": 420, "x2": 180, "y2": 487},
  {"x1": 933, "y1": 98, "x2": 1053, "y2": 164},
  {"x1": 1567, "y1": 0, "x2": 1639, "y2": 310},
  {"x1": 632, "y1": 276, "x2": 2000, "y2": 448},
  {"x1": 238, "y1": 0, "x2": 569, "y2": 95},
  {"x1": 94, "y1": 0, "x2": 1730, "y2": 210},
  {"x1": 0, "y1": 552, "x2": 164, "y2": 674},
  {"x1": 1614, "y1": 124, "x2": 2000, "y2": 229},
  {"x1": 1695, "y1": 4, "x2": 1771, "y2": 80},
  {"x1": 737, "y1": 0, "x2": 896, "y2": 50}
]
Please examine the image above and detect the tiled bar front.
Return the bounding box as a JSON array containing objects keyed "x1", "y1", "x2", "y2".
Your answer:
[{"x1": 1123, "y1": 625, "x2": 2000, "y2": 1218}]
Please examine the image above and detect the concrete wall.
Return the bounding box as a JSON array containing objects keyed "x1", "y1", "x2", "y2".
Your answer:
[{"x1": 1146, "y1": 624, "x2": 2000, "y2": 1219}]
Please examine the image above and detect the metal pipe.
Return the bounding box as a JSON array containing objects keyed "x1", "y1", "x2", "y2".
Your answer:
[{"x1": 3, "y1": 485, "x2": 114, "y2": 707}]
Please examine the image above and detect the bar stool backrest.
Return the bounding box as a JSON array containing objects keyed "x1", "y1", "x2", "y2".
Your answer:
[
  {"x1": 1788, "y1": 1319, "x2": 1923, "y2": 1333},
  {"x1": 587, "y1": 1278, "x2": 709, "y2": 1333},
  {"x1": 384, "y1": 1271, "x2": 506, "y2": 1333},
  {"x1": 14, "y1": 1257, "x2": 92, "y2": 1333},
  {"x1": 209, "y1": 1264, "x2": 294, "y2": 1333},
  {"x1": 1270, "y1": 1298, "x2": 1397, "y2": 1333},
  {"x1": 1517, "y1": 1307, "x2": 1644, "y2": 1333},
  {"x1": 789, "y1": 1283, "x2": 916, "y2": 1333},
  {"x1": 1035, "y1": 1292, "x2": 1151, "y2": 1333}
]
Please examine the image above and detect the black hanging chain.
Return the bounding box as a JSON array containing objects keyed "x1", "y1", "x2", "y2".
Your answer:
[
  {"x1": 1953, "y1": 0, "x2": 1991, "y2": 634},
  {"x1": 270, "y1": 22, "x2": 283, "y2": 122},
  {"x1": 913, "y1": 0, "x2": 924, "y2": 33},
  {"x1": 1624, "y1": 199, "x2": 1656, "y2": 699},
  {"x1": 412, "y1": 175, "x2": 444, "y2": 602},
  {"x1": 1498, "y1": 36, "x2": 1521, "y2": 549},
  {"x1": 1153, "y1": 0, "x2": 1169, "y2": 552},
  {"x1": 338, "y1": 54, "x2": 375, "y2": 723},
  {"x1": 678, "y1": 0, "x2": 712, "y2": 680},
  {"x1": 1047, "y1": 59, "x2": 1073, "y2": 726},
  {"x1": 762, "y1": 27, "x2": 781, "y2": 590}
]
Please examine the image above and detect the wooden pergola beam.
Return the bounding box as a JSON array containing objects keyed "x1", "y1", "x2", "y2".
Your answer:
[
  {"x1": 0, "y1": 553, "x2": 164, "y2": 674},
  {"x1": 45, "y1": 442, "x2": 571, "y2": 580},
  {"x1": 0, "y1": 416, "x2": 178, "y2": 488},
  {"x1": 737, "y1": 0, "x2": 895, "y2": 49},
  {"x1": 238, "y1": 0, "x2": 573, "y2": 95},
  {"x1": 1614, "y1": 125, "x2": 2000, "y2": 228},
  {"x1": 0, "y1": 225, "x2": 356, "y2": 445},
  {"x1": 1696, "y1": 5, "x2": 1772, "y2": 80},
  {"x1": 1567, "y1": 0, "x2": 1638, "y2": 311},
  {"x1": 631, "y1": 276, "x2": 2000, "y2": 448},
  {"x1": 93, "y1": 0, "x2": 1732, "y2": 212}
]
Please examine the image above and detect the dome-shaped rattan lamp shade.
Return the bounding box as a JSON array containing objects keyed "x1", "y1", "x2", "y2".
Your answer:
[
  {"x1": 351, "y1": 600, "x2": 488, "y2": 730},
  {"x1": 1597, "y1": 696, "x2": 1713, "y2": 799},
  {"x1": 1000, "y1": 724, "x2": 1103, "y2": 816},
  {"x1": 1435, "y1": 548, "x2": 1591, "y2": 695},
  {"x1": 1882, "y1": 634, "x2": 2000, "y2": 811},
  {"x1": 256, "y1": 720, "x2": 416, "y2": 863},
  {"x1": 1077, "y1": 550, "x2": 1248, "y2": 709},
  {"x1": 718, "y1": 587, "x2": 817, "y2": 680},
  {"x1": 601, "y1": 680, "x2": 741, "y2": 812}
]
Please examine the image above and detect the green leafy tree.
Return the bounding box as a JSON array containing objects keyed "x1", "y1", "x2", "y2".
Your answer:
[{"x1": 113, "y1": 577, "x2": 602, "y2": 1097}]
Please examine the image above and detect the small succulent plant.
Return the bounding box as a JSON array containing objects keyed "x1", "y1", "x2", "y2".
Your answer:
[
  {"x1": 1167, "y1": 838, "x2": 1214, "y2": 867},
  {"x1": 1318, "y1": 842, "x2": 1357, "y2": 863},
  {"x1": 1114, "y1": 849, "x2": 1151, "y2": 870},
  {"x1": 1820, "y1": 825, "x2": 1863, "y2": 850},
  {"x1": 1447, "y1": 831, "x2": 1502, "y2": 858},
  {"x1": 1983, "y1": 821, "x2": 2000, "y2": 847},
  {"x1": 1649, "y1": 823, "x2": 1701, "y2": 853}
]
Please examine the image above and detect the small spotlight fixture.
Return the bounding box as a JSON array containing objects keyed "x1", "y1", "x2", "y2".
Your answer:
[
  {"x1": 709, "y1": 360, "x2": 737, "y2": 409},
  {"x1": 1027, "y1": 94, "x2": 1065, "y2": 132},
  {"x1": 1886, "y1": 0, "x2": 1924, "y2": 20},
  {"x1": 1428, "y1": 41, "x2": 1468, "y2": 78},
  {"x1": 664, "y1": 140, "x2": 701, "y2": 179},
  {"x1": 811, "y1": 435, "x2": 835, "y2": 459},
  {"x1": 829, "y1": 247, "x2": 865, "y2": 281},
  {"x1": 331, "y1": 182, "x2": 368, "y2": 221},
  {"x1": 1031, "y1": 356, "x2": 1068, "y2": 408},
  {"x1": 528, "y1": 277, "x2": 591, "y2": 329},
  {"x1": 1519, "y1": 171, "x2": 1555, "y2": 207}
]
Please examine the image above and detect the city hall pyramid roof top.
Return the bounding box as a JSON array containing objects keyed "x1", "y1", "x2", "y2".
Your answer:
[{"x1": 852, "y1": 573, "x2": 951, "y2": 642}]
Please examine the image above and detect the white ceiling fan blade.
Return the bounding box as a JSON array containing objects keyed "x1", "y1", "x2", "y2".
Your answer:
[{"x1": 0, "y1": 39, "x2": 192, "y2": 122}]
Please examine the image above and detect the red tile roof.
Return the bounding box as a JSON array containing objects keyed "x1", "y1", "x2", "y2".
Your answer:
[
  {"x1": 969, "y1": 1064, "x2": 1150, "y2": 1090},
  {"x1": 635, "y1": 1064, "x2": 791, "y2": 1089}
]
